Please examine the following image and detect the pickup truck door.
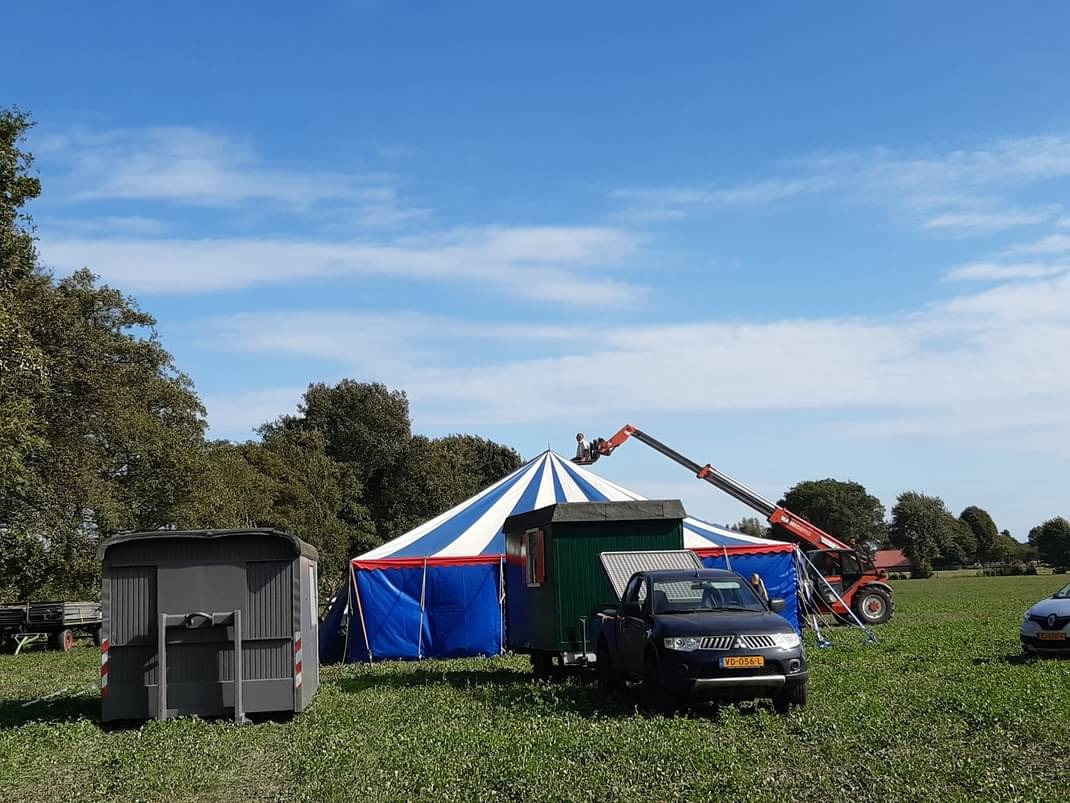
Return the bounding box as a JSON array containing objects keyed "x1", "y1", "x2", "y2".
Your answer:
[{"x1": 618, "y1": 576, "x2": 651, "y2": 679}]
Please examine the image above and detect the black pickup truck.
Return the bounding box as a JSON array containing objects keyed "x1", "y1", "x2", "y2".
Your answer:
[{"x1": 590, "y1": 568, "x2": 807, "y2": 713}]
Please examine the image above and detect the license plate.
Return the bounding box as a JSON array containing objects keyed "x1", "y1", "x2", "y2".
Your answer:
[
  {"x1": 1038, "y1": 632, "x2": 1067, "y2": 641},
  {"x1": 720, "y1": 655, "x2": 765, "y2": 669}
]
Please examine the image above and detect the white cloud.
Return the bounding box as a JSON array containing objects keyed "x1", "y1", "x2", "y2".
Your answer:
[
  {"x1": 1001, "y1": 233, "x2": 1070, "y2": 256},
  {"x1": 922, "y1": 206, "x2": 1059, "y2": 234},
  {"x1": 944, "y1": 260, "x2": 1070, "y2": 281},
  {"x1": 39, "y1": 225, "x2": 645, "y2": 305},
  {"x1": 196, "y1": 272, "x2": 1070, "y2": 450},
  {"x1": 614, "y1": 133, "x2": 1070, "y2": 235},
  {"x1": 36, "y1": 125, "x2": 423, "y2": 225}
]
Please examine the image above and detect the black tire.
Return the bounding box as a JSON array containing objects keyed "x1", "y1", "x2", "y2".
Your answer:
[
  {"x1": 641, "y1": 652, "x2": 674, "y2": 714},
  {"x1": 852, "y1": 587, "x2": 894, "y2": 625},
  {"x1": 51, "y1": 629, "x2": 75, "y2": 652},
  {"x1": 92, "y1": 626, "x2": 103, "y2": 647},
  {"x1": 531, "y1": 651, "x2": 553, "y2": 680},
  {"x1": 773, "y1": 681, "x2": 807, "y2": 714},
  {"x1": 596, "y1": 640, "x2": 620, "y2": 694}
]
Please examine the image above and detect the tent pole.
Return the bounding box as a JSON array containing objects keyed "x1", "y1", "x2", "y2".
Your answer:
[
  {"x1": 498, "y1": 555, "x2": 505, "y2": 655},
  {"x1": 342, "y1": 572, "x2": 352, "y2": 662},
  {"x1": 722, "y1": 545, "x2": 732, "y2": 571},
  {"x1": 351, "y1": 561, "x2": 374, "y2": 663},
  {"x1": 417, "y1": 557, "x2": 428, "y2": 659}
]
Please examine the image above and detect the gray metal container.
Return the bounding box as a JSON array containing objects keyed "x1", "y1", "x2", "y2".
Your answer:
[{"x1": 98, "y1": 528, "x2": 319, "y2": 723}]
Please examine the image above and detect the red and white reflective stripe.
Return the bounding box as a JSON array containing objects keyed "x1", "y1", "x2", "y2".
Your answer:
[
  {"x1": 100, "y1": 638, "x2": 109, "y2": 698},
  {"x1": 294, "y1": 632, "x2": 303, "y2": 689}
]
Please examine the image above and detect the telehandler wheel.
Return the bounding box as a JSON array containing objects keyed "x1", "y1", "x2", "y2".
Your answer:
[{"x1": 852, "y1": 587, "x2": 894, "y2": 625}]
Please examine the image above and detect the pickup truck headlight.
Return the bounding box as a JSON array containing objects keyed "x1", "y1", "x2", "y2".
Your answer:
[
  {"x1": 770, "y1": 633, "x2": 801, "y2": 649},
  {"x1": 663, "y1": 636, "x2": 703, "y2": 652}
]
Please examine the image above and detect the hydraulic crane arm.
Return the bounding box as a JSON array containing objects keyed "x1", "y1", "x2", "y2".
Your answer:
[{"x1": 592, "y1": 424, "x2": 854, "y2": 553}]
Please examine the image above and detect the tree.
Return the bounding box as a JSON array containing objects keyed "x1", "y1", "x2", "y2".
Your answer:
[
  {"x1": 0, "y1": 108, "x2": 46, "y2": 502},
  {"x1": 734, "y1": 517, "x2": 769, "y2": 539},
  {"x1": 960, "y1": 506, "x2": 999, "y2": 563},
  {"x1": 270, "y1": 380, "x2": 412, "y2": 487},
  {"x1": 368, "y1": 433, "x2": 522, "y2": 542},
  {"x1": 1032, "y1": 517, "x2": 1070, "y2": 569},
  {"x1": 778, "y1": 479, "x2": 886, "y2": 550},
  {"x1": 888, "y1": 491, "x2": 958, "y2": 576},
  {"x1": 0, "y1": 107, "x2": 208, "y2": 598}
]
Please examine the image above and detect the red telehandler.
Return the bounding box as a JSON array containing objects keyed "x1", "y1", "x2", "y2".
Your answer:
[{"x1": 576, "y1": 424, "x2": 895, "y2": 625}]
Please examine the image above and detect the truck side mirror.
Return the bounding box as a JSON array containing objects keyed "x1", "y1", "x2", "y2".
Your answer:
[{"x1": 769, "y1": 598, "x2": 785, "y2": 613}]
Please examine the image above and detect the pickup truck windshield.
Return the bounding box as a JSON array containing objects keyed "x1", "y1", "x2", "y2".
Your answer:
[{"x1": 651, "y1": 578, "x2": 766, "y2": 614}]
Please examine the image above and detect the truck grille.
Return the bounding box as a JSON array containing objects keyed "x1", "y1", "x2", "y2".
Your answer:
[
  {"x1": 738, "y1": 634, "x2": 777, "y2": 649},
  {"x1": 698, "y1": 634, "x2": 777, "y2": 650},
  {"x1": 700, "y1": 636, "x2": 734, "y2": 650}
]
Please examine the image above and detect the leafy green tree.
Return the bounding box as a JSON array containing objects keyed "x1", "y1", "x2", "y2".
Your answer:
[
  {"x1": 0, "y1": 108, "x2": 47, "y2": 502},
  {"x1": 734, "y1": 517, "x2": 769, "y2": 539},
  {"x1": 889, "y1": 491, "x2": 958, "y2": 575},
  {"x1": 270, "y1": 380, "x2": 411, "y2": 487},
  {"x1": 1032, "y1": 517, "x2": 1070, "y2": 569},
  {"x1": 368, "y1": 433, "x2": 522, "y2": 542},
  {"x1": 959, "y1": 506, "x2": 999, "y2": 563},
  {"x1": 778, "y1": 478, "x2": 886, "y2": 550}
]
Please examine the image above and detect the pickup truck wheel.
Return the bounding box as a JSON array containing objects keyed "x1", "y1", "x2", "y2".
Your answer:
[
  {"x1": 642, "y1": 653, "x2": 674, "y2": 714},
  {"x1": 596, "y1": 641, "x2": 620, "y2": 693},
  {"x1": 773, "y1": 681, "x2": 807, "y2": 714},
  {"x1": 852, "y1": 587, "x2": 894, "y2": 625}
]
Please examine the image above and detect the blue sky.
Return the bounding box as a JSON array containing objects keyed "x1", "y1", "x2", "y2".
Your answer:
[{"x1": 9, "y1": 1, "x2": 1070, "y2": 537}]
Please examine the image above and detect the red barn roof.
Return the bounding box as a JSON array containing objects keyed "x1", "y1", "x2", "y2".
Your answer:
[{"x1": 874, "y1": 549, "x2": 911, "y2": 571}]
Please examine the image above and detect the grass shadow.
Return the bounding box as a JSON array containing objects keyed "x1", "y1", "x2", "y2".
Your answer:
[
  {"x1": 331, "y1": 666, "x2": 767, "y2": 721},
  {"x1": 0, "y1": 692, "x2": 100, "y2": 730}
]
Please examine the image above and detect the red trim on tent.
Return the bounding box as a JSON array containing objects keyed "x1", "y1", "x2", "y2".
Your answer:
[
  {"x1": 691, "y1": 543, "x2": 796, "y2": 557},
  {"x1": 353, "y1": 554, "x2": 503, "y2": 570},
  {"x1": 354, "y1": 541, "x2": 795, "y2": 570}
]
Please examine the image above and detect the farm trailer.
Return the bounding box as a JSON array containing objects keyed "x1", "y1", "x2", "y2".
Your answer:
[{"x1": 0, "y1": 601, "x2": 102, "y2": 654}]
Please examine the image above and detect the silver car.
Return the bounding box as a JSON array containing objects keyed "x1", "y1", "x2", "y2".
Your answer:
[{"x1": 1021, "y1": 581, "x2": 1070, "y2": 656}]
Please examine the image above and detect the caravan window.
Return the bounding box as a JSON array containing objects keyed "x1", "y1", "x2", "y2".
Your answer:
[{"x1": 526, "y1": 529, "x2": 545, "y2": 586}]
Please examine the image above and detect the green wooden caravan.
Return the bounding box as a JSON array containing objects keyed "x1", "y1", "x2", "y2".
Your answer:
[{"x1": 503, "y1": 500, "x2": 686, "y2": 675}]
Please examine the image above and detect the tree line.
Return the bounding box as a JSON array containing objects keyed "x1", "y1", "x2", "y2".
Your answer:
[
  {"x1": 0, "y1": 110, "x2": 520, "y2": 602},
  {"x1": 737, "y1": 479, "x2": 1070, "y2": 576}
]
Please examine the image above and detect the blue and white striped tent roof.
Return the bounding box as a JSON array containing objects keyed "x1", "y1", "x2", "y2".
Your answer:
[{"x1": 357, "y1": 450, "x2": 787, "y2": 563}]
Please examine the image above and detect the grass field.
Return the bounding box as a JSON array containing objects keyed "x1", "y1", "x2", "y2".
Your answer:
[{"x1": 1, "y1": 575, "x2": 1068, "y2": 802}]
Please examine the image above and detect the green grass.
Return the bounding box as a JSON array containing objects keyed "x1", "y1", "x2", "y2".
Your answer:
[{"x1": 1, "y1": 575, "x2": 1068, "y2": 802}]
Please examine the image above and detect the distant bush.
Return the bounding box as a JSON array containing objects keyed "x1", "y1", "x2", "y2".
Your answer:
[
  {"x1": 981, "y1": 563, "x2": 1028, "y2": 577},
  {"x1": 1025, "y1": 563, "x2": 1039, "y2": 576},
  {"x1": 888, "y1": 573, "x2": 910, "y2": 581},
  {"x1": 911, "y1": 562, "x2": 934, "y2": 579}
]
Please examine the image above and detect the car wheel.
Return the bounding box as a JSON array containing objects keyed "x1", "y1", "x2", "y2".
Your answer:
[
  {"x1": 596, "y1": 641, "x2": 620, "y2": 694},
  {"x1": 642, "y1": 653, "x2": 674, "y2": 714},
  {"x1": 853, "y1": 587, "x2": 894, "y2": 625},
  {"x1": 773, "y1": 680, "x2": 807, "y2": 714}
]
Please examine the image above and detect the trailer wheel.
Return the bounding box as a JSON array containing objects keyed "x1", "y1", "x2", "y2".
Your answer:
[
  {"x1": 51, "y1": 629, "x2": 75, "y2": 652},
  {"x1": 92, "y1": 626, "x2": 103, "y2": 647},
  {"x1": 852, "y1": 587, "x2": 894, "y2": 625}
]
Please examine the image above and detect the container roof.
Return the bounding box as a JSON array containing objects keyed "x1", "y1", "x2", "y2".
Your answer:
[{"x1": 97, "y1": 528, "x2": 317, "y2": 561}]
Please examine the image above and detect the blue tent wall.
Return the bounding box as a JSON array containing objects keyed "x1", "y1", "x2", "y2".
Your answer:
[
  {"x1": 346, "y1": 561, "x2": 503, "y2": 662},
  {"x1": 699, "y1": 550, "x2": 801, "y2": 632}
]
